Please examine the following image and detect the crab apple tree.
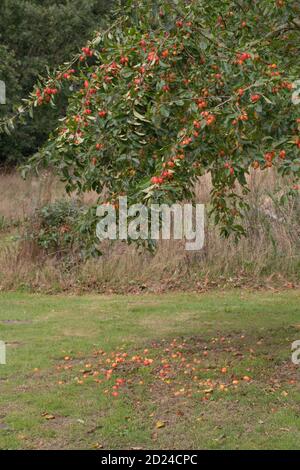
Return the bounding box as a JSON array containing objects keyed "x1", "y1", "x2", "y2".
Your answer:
[{"x1": 12, "y1": 0, "x2": 300, "y2": 241}]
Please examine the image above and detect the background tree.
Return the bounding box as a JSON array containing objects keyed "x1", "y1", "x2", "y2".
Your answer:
[{"x1": 0, "y1": 0, "x2": 115, "y2": 165}]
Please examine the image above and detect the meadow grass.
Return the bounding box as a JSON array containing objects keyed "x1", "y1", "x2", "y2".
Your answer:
[
  {"x1": 0, "y1": 169, "x2": 299, "y2": 292},
  {"x1": 0, "y1": 289, "x2": 299, "y2": 450}
]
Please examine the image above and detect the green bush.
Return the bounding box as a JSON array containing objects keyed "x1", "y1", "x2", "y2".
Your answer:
[{"x1": 23, "y1": 200, "x2": 99, "y2": 261}]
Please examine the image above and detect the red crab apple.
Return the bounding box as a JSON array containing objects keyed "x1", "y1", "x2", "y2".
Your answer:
[
  {"x1": 279, "y1": 150, "x2": 286, "y2": 159},
  {"x1": 251, "y1": 94, "x2": 261, "y2": 103}
]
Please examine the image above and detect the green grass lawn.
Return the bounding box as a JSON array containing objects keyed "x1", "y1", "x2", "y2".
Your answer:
[{"x1": 0, "y1": 289, "x2": 300, "y2": 450}]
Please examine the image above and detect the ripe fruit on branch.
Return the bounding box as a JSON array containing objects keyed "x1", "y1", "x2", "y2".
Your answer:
[
  {"x1": 82, "y1": 47, "x2": 93, "y2": 57},
  {"x1": 279, "y1": 150, "x2": 286, "y2": 159},
  {"x1": 236, "y1": 52, "x2": 251, "y2": 65},
  {"x1": 44, "y1": 87, "x2": 58, "y2": 96},
  {"x1": 197, "y1": 99, "x2": 207, "y2": 110},
  {"x1": 162, "y1": 170, "x2": 173, "y2": 179},
  {"x1": 147, "y1": 51, "x2": 159, "y2": 63},
  {"x1": 265, "y1": 151, "x2": 275, "y2": 162},
  {"x1": 151, "y1": 176, "x2": 164, "y2": 185},
  {"x1": 251, "y1": 94, "x2": 261, "y2": 103},
  {"x1": 181, "y1": 137, "x2": 193, "y2": 147}
]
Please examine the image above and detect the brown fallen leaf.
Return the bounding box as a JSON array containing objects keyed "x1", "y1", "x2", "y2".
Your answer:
[
  {"x1": 41, "y1": 413, "x2": 55, "y2": 420},
  {"x1": 93, "y1": 443, "x2": 103, "y2": 449},
  {"x1": 155, "y1": 420, "x2": 166, "y2": 429}
]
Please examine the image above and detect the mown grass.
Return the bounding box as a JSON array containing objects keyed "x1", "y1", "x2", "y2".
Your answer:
[{"x1": 0, "y1": 289, "x2": 300, "y2": 450}]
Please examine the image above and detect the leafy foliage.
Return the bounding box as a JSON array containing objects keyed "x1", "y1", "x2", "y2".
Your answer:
[
  {"x1": 2, "y1": 0, "x2": 300, "y2": 238},
  {"x1": 23, "y1": 200, "x2": 99, "y2": 261}
]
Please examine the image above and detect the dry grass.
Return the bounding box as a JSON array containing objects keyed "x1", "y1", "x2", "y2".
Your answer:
[
  {"x1": 0, "y1": 170, "x2": 65, "y2": 220},
  {"x1": 0, "y1": 169, "x2": 299, "y2": 293}
]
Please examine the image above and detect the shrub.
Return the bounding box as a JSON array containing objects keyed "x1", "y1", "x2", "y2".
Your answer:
[{"x1": 23, "y1": 200, "x2": 99, "y2": 262}]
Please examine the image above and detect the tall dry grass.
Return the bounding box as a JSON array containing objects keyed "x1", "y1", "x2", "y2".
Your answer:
[
  {"x1": 0, "y1": 170, "x2": 64, "y2": 221},
  {"x1": 0, "y1": 169, "x2": 299, "y2": 293}
]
